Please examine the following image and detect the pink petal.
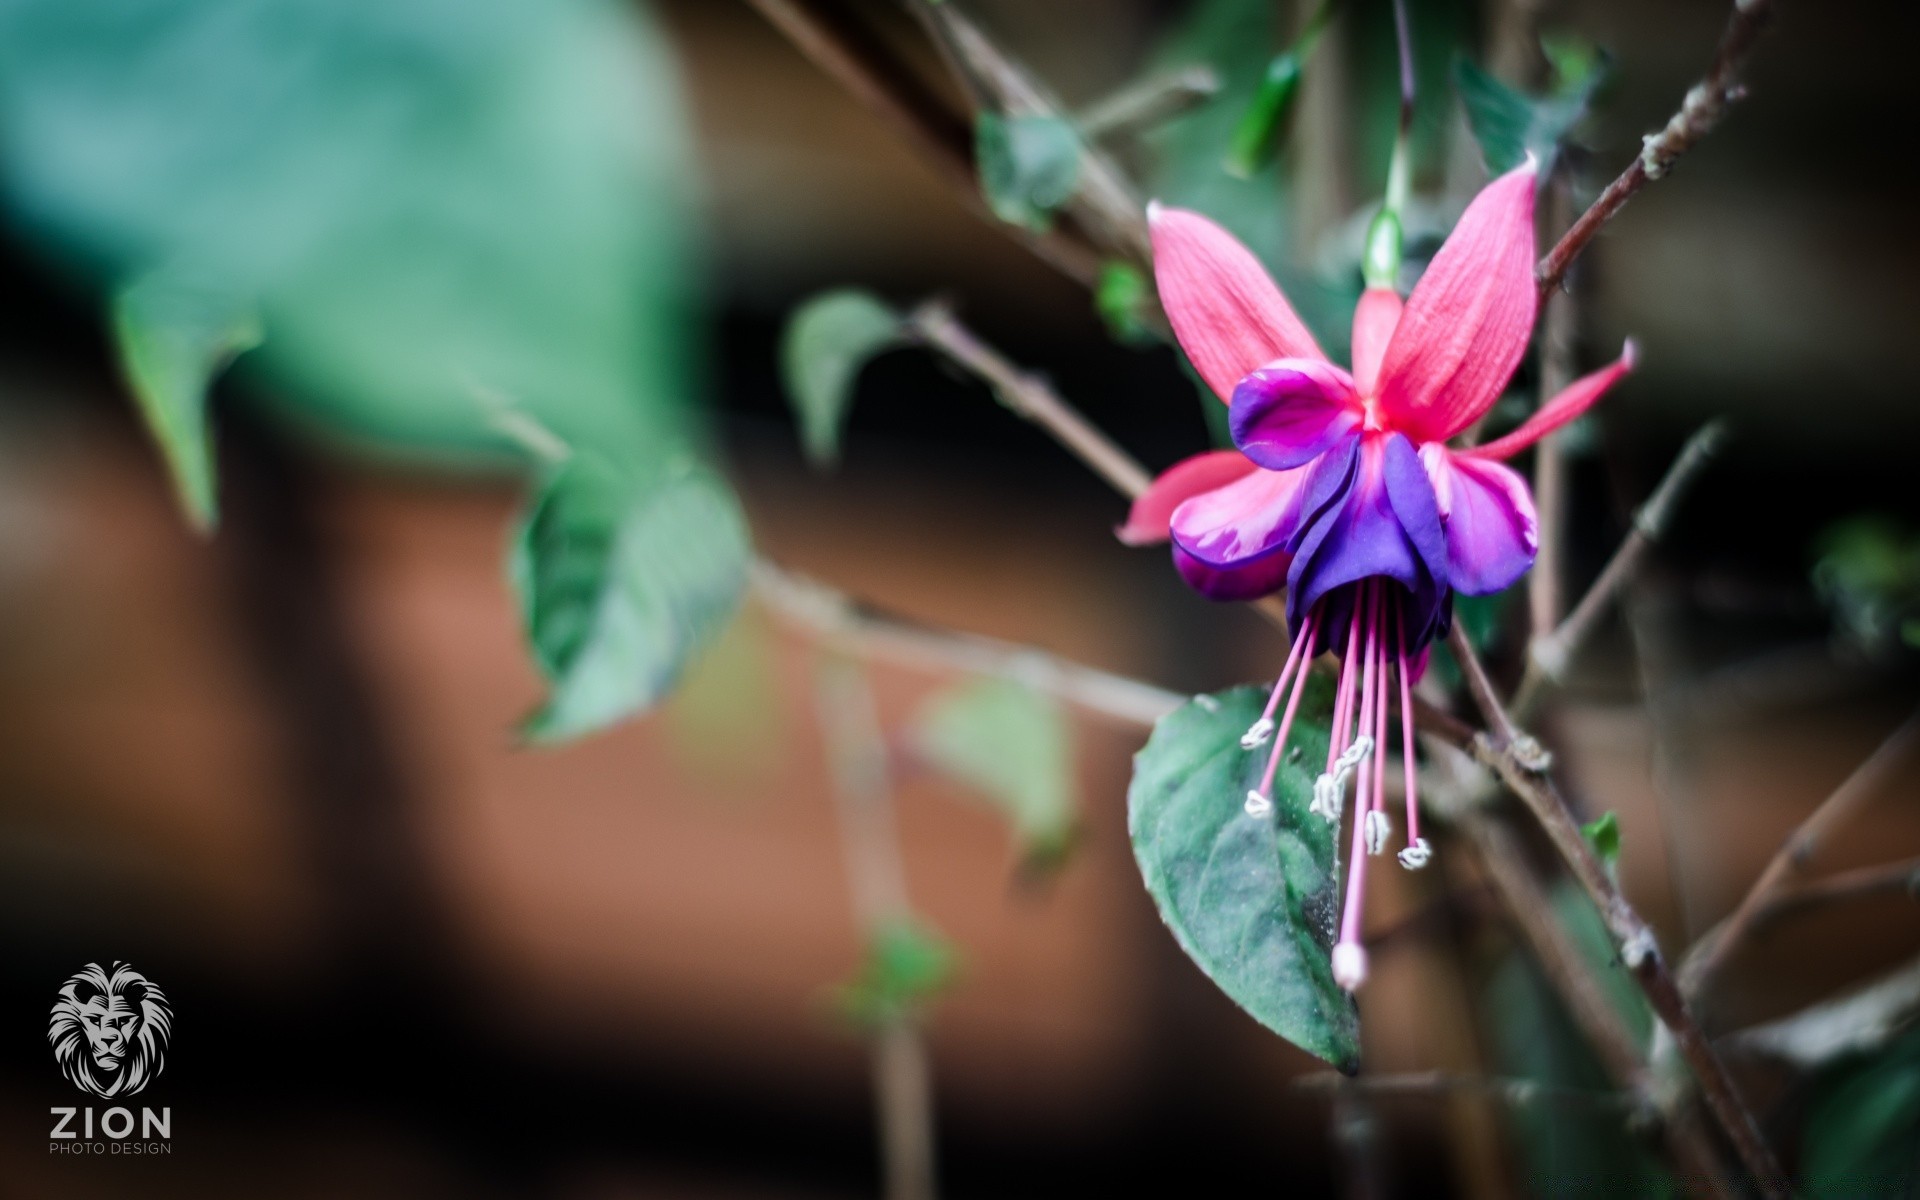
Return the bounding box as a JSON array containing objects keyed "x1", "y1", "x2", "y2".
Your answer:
[
  {"x1": 1420, "y1": 445, "x2": 1538, "y2": 595},
  {"x1": 1374, "y1": 163, "x2": 1539, "y2": 442},
  {"x1": 1465, "y1": 341, "x2": 1637, "y2": 462},
  {"x1": 1149, "y1": 204, "x2": 1325, "y2": 403},
  {"x1": 1116, "y1": 450, "x2": 1259, "y2": 546},
  {"x1": 1350, "y1": 287, "x2": 1402, "y2": 397},
  {"x1": 1169, "y1": 461, "x2": 1314, "y2": 567}
]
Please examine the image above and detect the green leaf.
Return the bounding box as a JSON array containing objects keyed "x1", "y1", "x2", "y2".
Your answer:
[
  {"x1": 1128, "y1": 682, "x2": 1358, "y2": 1070},
  {"x1": 912, "y1": 678, "x2": 1077, "y2": 867},
  {"x1": 1583, "y1": 811, "x2": 1621, "y2": 877},
  {"x1": 778, "y1": 290, "x2": 901, "y2": 468},
  {"x1": 1222, "y1": 52, "x2": 1302, "y2": 178},
  {"x1": 1802, "y1": 1025, "x2": 1920, "y2": 1198},
  {"x1": 833, "y1": 918, "x2": 960, "y2": 1028},
  {"x1": 109, "y1": 270, "x2": 262, "y2": 533},
  {"x1": 1095, "y1": 261, "x2": 1153, "y2": 347},
  {"x1": 513, "y1": 456, "x2": 749, "y2": 743},
  {"x1": 1454, "y1": 56, "x2": 1598, "y2": 175},
  {"x1": 976, "y1": 113, "x2": 1083, "y2": 231}
]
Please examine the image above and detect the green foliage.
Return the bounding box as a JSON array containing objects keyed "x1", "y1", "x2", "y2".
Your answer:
[
  {"x1": 1454, "y1": 43, "x2": 1609, "y2": 175},
  {"x1": 1813, "y1": 515, "x2": 1920, "y2": 657},
  {"x1": 1582, "y1": 811, "x2": 1622, "y2": 879},
  {"x1": 0, "y1": 0, "x2": 703, "y2": 465},
  {"x1": 779, "y1": 290, "x2": 902, "y2": 468},
  {"x1": 912, "y1": 677, "x2": 1077, "y2": 868},
  {"x1": 1223, "y1": 52, "x2": 1304, "y2": 179},
  {"x1": 1128, "y1": 682, "x2": 1358, "y2": 1071},
  {"x1": 833, "y1": 919, "x2": 960, "y2": 1028},
  {"x1": 1095, "y1": 261, "x2": 1154, "y2": 347},
  {"x1": 110, "y1": 270, "x2": 262, "y2": 532},
  {"x1": 513, "y1": 455, "x2": 749, "y2": 743},
  {"x1": 1485, "y1": 882, "x2": 1671, "y2": 1198},
  {"x1": 975, "y1": 113, "x2": 1083, "y2": 232},
  {"x1": 1802, "y1": 1024, "x2": 1920, "y2": 1198}
]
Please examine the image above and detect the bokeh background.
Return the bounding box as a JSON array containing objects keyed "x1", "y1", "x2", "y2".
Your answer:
[{"x1": 0, "y1": 0, "x2": 1914, "y2": 1196}]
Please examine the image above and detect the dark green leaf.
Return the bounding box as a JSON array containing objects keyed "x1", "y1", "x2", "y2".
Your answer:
[
  {"x1": 779, "y1": 289, "x2": 901, "y2": 468},
  {"x1": 1485, "y1": 880, "x2": 1672, "y2": 1198},
  {"x1": 1802, "y1": 1025, "x2": 1920, "y2": 1198},
  {"x1": 1454, "y1": 56, "x2": 1597, "y2": 175},
  {"x1": 912, "y1": 678, "x2": 1076, "y2": 865},
  {"x1": 1223, "y1": 52, "x2": 1302, "y2": 178},
  {"x1": 110, "y1": 270, "x2": 261, "y2": 533},
  {"x1": 1095, "y1": 261, "x2": 1154, "y2": 346},
  {"x1": 1813, "y1": 515, "x2": 1920, "y2": 657},
  {"x1": 976, "y1": 113, "x2": 1083, "y2": 231},
  {"x1": 833, "y1": 918, "x2": 960, "y2": 1028},
  {"x1": 513, "y1": 456, "x2": 748, "y2": 743},
  {"x1": 1128, "y1": 682, "x2": 1358, "y2": 1070}
]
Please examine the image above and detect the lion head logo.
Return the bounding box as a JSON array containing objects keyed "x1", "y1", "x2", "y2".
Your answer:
[{"x1": 49, "y1": 962, "x2": 171, "y2": 1099}]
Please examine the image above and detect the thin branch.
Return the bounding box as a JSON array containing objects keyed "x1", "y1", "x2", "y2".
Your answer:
[
  {"x1": 905, "y1": 299, "x2": 1155, "y2": 498},
  {"x1": 1759, "y1": 857, "x2": 1920, "y2": 925},
  {"x1": 1527, "y1": 180, "x2": 1580, "y2": 641},
  {"x1": 1680, "y1": 707, "x2": 1920, "y2": 998},
  {"x1": 1293, "y1": 1069, "x2": 1634, "y2": 1111},
  {"x1": 1722, "y1": 953, "x2": 1920, "y2": 1068},
  {"x1": 1076, "y1": 66, "x2": 1220, "y2": 141},
  {"x1": 1516, "y1": 420, "x2": 1730, "y2": 715},
  {"x1": 1536, "y1": 0, "x2": 1776, "y2": 295},
  {"x1": 742, "y1": 0, "x2": 1104, "y2": 286},
  {"x1": 813, "y1": 645, "x2": 939, "y2": 1200},
  {"x1": 1444, "y1": 633, "x2": 1790, "y2": 1200},
  {"x1": 752, "y1": 560, "x2": 1182, "y2": 729}
]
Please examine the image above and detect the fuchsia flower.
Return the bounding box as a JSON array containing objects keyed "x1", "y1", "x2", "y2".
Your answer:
[{"x1": 1118, "y1": 162, "x2": 1635, "y2": 992}]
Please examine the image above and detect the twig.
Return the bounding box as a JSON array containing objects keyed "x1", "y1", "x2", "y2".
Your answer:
[
  {"x1": 1444, "y1": 631, "x2": 1789, "y2": 1199},
  {"x1": 1758, "y1": 857, "x2": 1920, "y2": 925},
  {"x1": 741, "y1": 0, "x2": 1104, "y2": 286},
  {"x1": 1516, "y1": 421, "x2": 1730, "y2": 715},
  {"x1": 1293, "y1": 1069, "x2": 1634, "y2": 1111},
  {"x1": 1536, "y1": 0, "x2": 1776, "y2": 295},
  {"x1": 1722, "y1": 953, "x2": 1920, "y2": 1068},
  {"x1": 1527, "y1": 181, "x2": 1580, "y2": 641},
  {"x1": 905, "y1": 299, "x2": 1155, "y2": 498},
  {"x1": 1076, "y1": 66, "x2": 1220, "y2": 140},
  {"x1": 814, "y1": 647, "x2": 938, "y2": 1200},
  {"x1": 752, "y1": 560, "x2": 1182, "y2": 729},
  {"x1": 1680, "y1": 707, "x2": 1920, "y2": 998}
]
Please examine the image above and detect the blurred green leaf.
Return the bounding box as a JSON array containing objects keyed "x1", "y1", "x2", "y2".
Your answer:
[
  {"x1": 1223, "y1": 52, "x2": 1303, "y2": 179},
  {"x1": 1802, "y1": 1024, "x2": 1920, "y2": 1198},
  {"x1": 1813, "y1": 515, "x2": 1920, "y2": 658},
  {"x1": 110, "y1": 269, "x2": 261, "y2": 532},
  {"x1": 1454, "y1": 49, "x2": 1608, "y2": 175},
  {"x1": 1582, "y1": 811, "x2": 1622, "y2": 879},
  {"x1": 1540, "y1": 35, "x2": 1608, "y2": 98},
  {"x1": 513, "y1": 455, "x2": 748, "y2": 743},
  {"x1": 976, "y1": 113, "x2": 1083, "y2": 232},
  {"x1": 1485, "y1": 881, "x2": 1671, "y2": 1198},
  {"x1": 833, "y1": 918, "x2": 960, "y2": 1028},
  {"x1": 1129, "y1": 681, "x2": 1358, "y2": 1071},
  {"x1": 912, "y1": 677, "x2": 1077, "y2": 867},
  {"x1": 779, "y1": 289, "x2": 900, "y2": 468},
  {"x1": 1095, "y1": 261, "x2": 1154, "y2": 347},
  {"x1": 0, "y1": 0, "x2": 701, "y2": 466}
]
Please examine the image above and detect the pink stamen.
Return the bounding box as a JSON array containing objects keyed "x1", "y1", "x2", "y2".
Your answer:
[
  {"x1": 1334, "y1": 584, "x2": 1378, "y2": 990},
  {"x1": 1257, "y1": 610, "x2": 1321, "y2": 795},
  {"x1": 1327, "y1": 599, "x2": 1366, "y2": 773},
  {"x1": 1259, "y1": 610, "x2": 1317, "y2": 725},
  {"x1": 1372, "y1": 595, "x2": 1389, "y2": 817},
  {"x1": 1398, "y1": 599, "x2": 1420, "y2": 845}
]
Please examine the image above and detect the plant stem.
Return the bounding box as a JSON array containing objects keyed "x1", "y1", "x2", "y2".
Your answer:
[
  {"x1": 814, "y1": 648, "x2": 938, "y2": 1200},
  {"x1": 1076, "y1": 67, "x2": 1221, "y2": 140},
  {"x1": 1680, "y1": 707, "x2": 1920, "y2": 999},
  {"x1": 1294, "y1": 1069, "x2": 1633, "y2": 1110},
  {"x1": 1724, "y1": 952, "x2": 1920, "y2": 1068},
  {"x1": 1527, "y1": 181, "x2": 1579, "y2": 642},
  {"x1": 1536, "y1": 0, "x2": 1776, "y2": 296}
]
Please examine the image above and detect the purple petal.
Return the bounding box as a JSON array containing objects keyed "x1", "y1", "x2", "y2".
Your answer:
[
  {"x1": 1422, "y1": 447, "x2": 1538, "y2": 595},
  {"x1": 1229, "y1": 359, "x2": 1362, "y2": 471},
  {"x1": 1286, "y1": 433, "x2": 1452, "y2": 646},
  {"x1": 1169, "y1": 461, "x2": 1313, "y2": 567},
  {"x1": 1173, "y1": 545, "x2": 1291, "y2": 601}
]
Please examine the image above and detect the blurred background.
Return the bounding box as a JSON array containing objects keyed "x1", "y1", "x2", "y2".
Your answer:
[{"x1": 0, "y1": 0, "x2": 1914, "y2": 1196}]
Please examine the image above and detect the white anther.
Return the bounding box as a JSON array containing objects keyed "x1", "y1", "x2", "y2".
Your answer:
[
  {"x1": 1244, "y1": 789, "x2": 1273, "y2": 818},
  {"x1": 1309, "y1": 735, "x2": 1376, "y2": 823},
  {"x1": 1332, "y1": 942, "x2": 1369, "y2": 992},
  {"x1": 1240, "y1": 717, "x2": 1275, "y2": 750},
  {"x1": 1365, "y1": 811, "x2": 1392, "y2": 856},
  {"x1": 1397, "y1": 837, "x2": 1433, "y2": 871},
  {"x1": 1310, "y1": 776, "x2": 1341, "y2": 822},
  {"x1": 1336, "y1": 735, "x2": 1375, "y2": 775}
]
